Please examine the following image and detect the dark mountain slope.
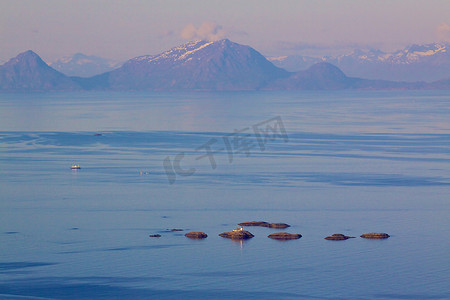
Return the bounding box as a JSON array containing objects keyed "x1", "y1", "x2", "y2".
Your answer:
[{"x1": 0, "y1": 50, "x2": 80, "y2": 91}]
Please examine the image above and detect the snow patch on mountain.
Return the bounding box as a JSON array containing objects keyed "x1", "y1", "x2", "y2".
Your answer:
[
  {"x1": 268, "y1": 56, "x2": 288, "y2": 62},
  {"x1": 132, "y1": 40, "x2": 214, "y2": 64},
  {"x1": 177, "y1": 41, "x2": 214, "y2": 60}
]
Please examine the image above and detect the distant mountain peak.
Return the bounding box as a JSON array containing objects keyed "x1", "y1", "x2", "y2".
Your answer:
[
  {"x1": 0, "y1": 50, "x2": 80, "y2": 91},
  {"x1": 5, "y1": 50, "x2": 46, "y2": 66},
  {"x1": 303, "y1": 62, "x2": 347, "y2": 81},
  {"x1": 16, "y1": 50, "x2": 40, "y2": 58}
]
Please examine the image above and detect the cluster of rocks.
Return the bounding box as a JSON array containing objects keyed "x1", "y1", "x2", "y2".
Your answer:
[
  {"x1": 148, "y1": 221, "x2": 390, "y2": 241},
  {"x1": 218, "y1": 221, "x2": 299, "y2": 240},
  {"x1": 219, "y1": 227, "x2": 301, "y2": 240},
  {"x1": 149, "y1": 231, "x2": 208, "y2": 239},
  {"x1": 324, "y1": 232, "x2": 390, "y2": 240}
]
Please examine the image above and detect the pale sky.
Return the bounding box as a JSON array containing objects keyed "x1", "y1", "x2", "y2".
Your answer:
[{"x1": 1, "y1": 0, "x2": 450, "y2": 62}]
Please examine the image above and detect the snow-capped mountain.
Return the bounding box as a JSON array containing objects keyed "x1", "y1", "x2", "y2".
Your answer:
[
  {"x1": 361, "y1": 43, "x2": 448, "y2": 64},
  {"x1": 50, "y1": 53, "x2": 122, "y2": 77},
  {"x1": 268, "y1": 43, "x2": 450, "y2": 82},
  {"x1": 81, "y1": 39, "x2": 290, "y2": 90}
]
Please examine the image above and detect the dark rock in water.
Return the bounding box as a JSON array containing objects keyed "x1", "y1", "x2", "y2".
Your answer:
[
  {"x1": 149, "y1": 234, "x2": 161, "y2": 237},
  {"x1": 360, "y1": 232, "x2": 390, "y2": 239},
  {"x1": 324, "y1": 234, "x2": 355, "y2": 240},
  {"x1": 94, "y1": 133, "x2": 102, "y2": 136},
  {"x1": 268, "y1": 232, "x2": 302, "y2": 240},
  {"x1": 268, "y1": 223, "x2": 290, "y2": 229},
  {"x1": 185, "y1": 232, "x2": 208, "y2": 239},
  {"x1": 238, "y1": 221, "x2": 290, "y2": 229},
  {"x1": 219, "y1": 228, "x2": 254, "y2": 240},
  {"x1": 170, "y1": 229, "x2": 183, "y2": 231},
  {"x1": 238, "y1": 221, "x2": 268, "y2": 227}
]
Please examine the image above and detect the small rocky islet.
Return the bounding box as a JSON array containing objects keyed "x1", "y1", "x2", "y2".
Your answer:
[
  {"x1": 238, "y1": 221, "x2": 290, "y2": 229},
  {"x1": 360, "y1": 232, "x2": 390, "y2": 239},
  {"x1": 185, "y1": 232, "x2": 208, "y2": 239},
  {"x1": 219, "y1": 228, "x2": 255, "y2": 240},
  {"x1": 324, "y1": 234, "x2": 356, "y2": 240},
  {"x1": 268, "y1": 232, "x2": 302, "y2": 240}
]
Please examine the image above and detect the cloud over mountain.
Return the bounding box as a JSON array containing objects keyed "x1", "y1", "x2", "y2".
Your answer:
[
  {"x1": 181, "y1": 21, "x2": 226, "y2": 41},
  {"x1": 436, "y1": 22, "x2": 450, "y2": 42}
]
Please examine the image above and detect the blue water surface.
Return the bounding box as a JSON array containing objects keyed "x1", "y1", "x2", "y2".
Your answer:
[{"x1": 0, "y1": 91, "x2": 449, "y2": 299}]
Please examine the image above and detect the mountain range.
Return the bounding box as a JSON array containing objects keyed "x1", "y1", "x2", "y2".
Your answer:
[
  {"x1": 268, "y1": 43, "x2": 450, "y2": 82},
  {"x1": 0, "y1": 39, "x2": 449, "y2": 92}
]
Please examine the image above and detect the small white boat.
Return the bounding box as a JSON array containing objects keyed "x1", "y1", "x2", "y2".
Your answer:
[{"x1": 71, "y1": 164, "x2": 81, "y2": 170}]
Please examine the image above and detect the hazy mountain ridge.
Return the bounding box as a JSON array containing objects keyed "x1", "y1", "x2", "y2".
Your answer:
[
  {"x1": 1, "y1": 40, "x2": 449, "y2": 92},
  {"x1": 268, "y1": 43, "x2": 450, "y2": 82},
  {"x1": 266, "y1": 62, "x2": 428, "y2": 90},
  {"x1": 49, "y1": 53, "x2": 122, "y2": 77}
]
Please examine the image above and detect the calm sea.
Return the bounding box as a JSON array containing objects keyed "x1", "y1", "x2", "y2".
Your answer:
[{"x1": 0, "y1": 91, "x2": 449, "y2": 299}]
